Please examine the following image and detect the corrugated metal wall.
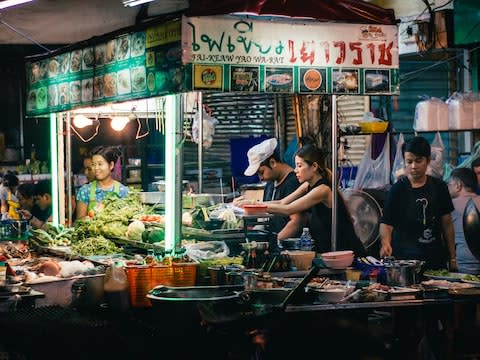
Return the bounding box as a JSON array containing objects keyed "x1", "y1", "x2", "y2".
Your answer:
[
  {"x1": 183, "y1": 92, "x2": 368, "y2": 190},
  {"x1": 337, "y1": 96, "x2": 370, "y2": 165},
  {"x1": 372, "y1": 55, "x2": 460, "y2": 165}
]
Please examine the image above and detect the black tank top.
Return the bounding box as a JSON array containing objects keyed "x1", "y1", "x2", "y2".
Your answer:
[{"x1": 308, "y1": 178, "x2": 366, "y2": 257}]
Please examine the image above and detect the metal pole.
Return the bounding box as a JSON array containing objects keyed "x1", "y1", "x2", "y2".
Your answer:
[
  {"x1": 65, "y1": 113, "x2": 73, "y2": 226},
  {"x1": 197, "y1": 92, "x2": 203, "y2": 193},
  {"x1": 175, "y1": 94, "x2": 184, "y2": 252},
  {"x1": 463, "y1": 49, "x2": 472, "y2": 153},
  {"x1": 331, "y1": 95, "x2": 338, "y2": 251}
]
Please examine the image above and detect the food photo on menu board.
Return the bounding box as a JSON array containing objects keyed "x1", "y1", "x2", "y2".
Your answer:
[
  {"x1": 94, "y1": 44, "x2": 106, "y2": 67},
  {"x1": 265, "y1": 67, "x2": 293, "y2": 93},
  {"x1": 230, "y1": 65, "x2": 259, "y2": 92},
  {"x1": 364, "y1": 69, "x2": 390, "y2": 93},
  {"x1": 332, "y1": 69, "x2": 359, "y2": 94},
  {"x1": 299, "y1": 67, "x2": 326, "y2": 93}
]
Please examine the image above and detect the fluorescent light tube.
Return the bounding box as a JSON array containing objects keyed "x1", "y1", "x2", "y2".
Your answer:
[
  {"x1": 122, "y1": 0, "x2": 154, "y2": 7},
  {"x1": 0, "y1": 0, "x2": 34, "y2": 10}
]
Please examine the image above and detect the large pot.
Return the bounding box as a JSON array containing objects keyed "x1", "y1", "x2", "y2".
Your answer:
[{"x1": 383, "y1": 259, "x2": 425, "y2": 287}]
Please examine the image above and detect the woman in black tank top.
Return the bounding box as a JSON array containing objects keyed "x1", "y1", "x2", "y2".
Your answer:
[{"x1": 260, "y1": 144, "x2": 365, "y2": 257}]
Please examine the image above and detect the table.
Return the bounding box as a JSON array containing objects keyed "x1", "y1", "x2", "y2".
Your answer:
[{"x1": 0, "y1": 289, "x2": 45, "y2": 311}]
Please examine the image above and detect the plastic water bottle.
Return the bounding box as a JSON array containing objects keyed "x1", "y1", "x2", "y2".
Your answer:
[{"x1": 300, "y1": 227, "x2": 313, "y2": 251}]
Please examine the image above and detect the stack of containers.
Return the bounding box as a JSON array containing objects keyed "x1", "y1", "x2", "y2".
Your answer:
[
  {"x1": 413, "y1": 97, "x2": 449, "y2": 131},
  {"x1": 125, "y1": 264, "x2": 174, "y2": 308},
  {"x1": 447, "y1": 92, "x2": 474, "y2": 130}
]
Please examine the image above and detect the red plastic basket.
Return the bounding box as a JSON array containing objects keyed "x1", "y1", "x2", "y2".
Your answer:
[{"x1": 171, "y1": 262, "x2": 198, "y2": 287}]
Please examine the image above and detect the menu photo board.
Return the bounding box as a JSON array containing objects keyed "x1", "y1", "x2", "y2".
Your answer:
[
  {"x1": 182, "y1": 15, "x2": 400, "y2": 95},
  {"x1": 25, "y1": 19, "x2": 188, "y2": 117}
]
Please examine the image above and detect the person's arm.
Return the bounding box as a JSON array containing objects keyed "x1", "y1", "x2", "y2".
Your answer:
[
  {"x1": 379, "y1": 223, "x2": 393, "y2": 258},
  {"x1": 441, "y1": 213, "x2": 457, "y2": 271},
  {"x1": 276, "y1": 212, "x2": 306, "y2": 241},
  {"x1": 75, "y1": 201, "x2": 88, "y2": 220},
  {"x1": 265, "y1": 183, "x2": 329, "y2": 216},
  {"x1": 0, "y1": 198, "x2": 7, "y2": 217}
]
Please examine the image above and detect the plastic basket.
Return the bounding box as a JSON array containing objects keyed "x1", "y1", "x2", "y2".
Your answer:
[
  {"x1": 151, "y1": 265, "x2": 173, "y2": 288},
  {"x1": 126, "y1": 265, "x2": 177, "y2": 308},
  {"x1": 125, "y1": 265, "x2": 152, "y2": 308},
  {"x1": 358, "y1": 121, "x2": 389, "y2": 134},
  {"x1": 171, "y1": 262, "x2": 198, "y2": 287},
  {"x1": 288, "y1": 251, "x2": 316, "y2": 270}
]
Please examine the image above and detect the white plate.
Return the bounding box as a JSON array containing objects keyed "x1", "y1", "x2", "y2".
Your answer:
[
  {"x1": 423, "y1": 272, "x2": 468, "y2": 282},
  {"x1": 461, "y1": 279, "x2": 480, "y2": 287}
]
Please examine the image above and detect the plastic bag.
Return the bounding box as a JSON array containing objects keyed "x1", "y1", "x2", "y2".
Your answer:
[
  {"x1": 103, "y1": 261, "x2": 130, "y2": 311},
  {"x1": 456, "y1": 141, "x2": 480, "y2": 169},
  {"x1": 426, "y1": 132, "x2": 445, "y2": 179},
  {"x1": 104, "y1": 261, "x2": 128, "y2": 293},
  {"x1": 184, "y1": 241, "x2": 230, "y2": 262},
  {"x1": 353, "y1": 135, "x2": 390, "y2": 190},
  {"x1": 414, "y1": 96, "x2": 448, "y2": 131},
  {"x1": 192, "y1": 107, "x2": 219, "y2": 149},
  {"x1": 391, "y1": 133, "x2": 405, "y2": 183}
]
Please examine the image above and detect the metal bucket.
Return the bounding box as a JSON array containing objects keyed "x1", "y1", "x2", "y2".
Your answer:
[{"x1": 384, "y1": 259, "x2": 425, "y2": 287}]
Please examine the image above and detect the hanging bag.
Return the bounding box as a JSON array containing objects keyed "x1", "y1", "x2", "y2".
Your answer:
[
  {"x1": 391, "y1": 133, "x2": 405, "y2": 183},
  {"x1": 353, "y1": 135, "x2": 391, "y2": 190},
  {"x1": 426, "y1": 132, "x2": 445, "y2": 179}
]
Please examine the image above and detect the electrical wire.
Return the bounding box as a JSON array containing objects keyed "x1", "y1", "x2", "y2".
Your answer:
[
  {"x1": 398, "y1": 45, "x2": 480, "y2": 85},
  {"x1": 0, "y1": 18, "x2": 51, "y2": 52}
]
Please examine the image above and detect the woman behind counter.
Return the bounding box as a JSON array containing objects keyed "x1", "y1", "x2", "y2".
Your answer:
[
  {"x1": 260, "y1": 143, "x2": 366, "y2": 257},
  {"x1": 76, "y1": 146, "x2": 129, "y2": 220}
]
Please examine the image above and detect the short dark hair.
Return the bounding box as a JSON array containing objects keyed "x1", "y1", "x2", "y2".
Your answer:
[
  {"x1": 17, "y1": 183, "x2": 35, "y2": 198},
  {"x1": 450, "y1": 167, "x2": 478, "y2": 192},
  {"x1": 402, "y1": 136, "x2": 431, "y2": 158},
  {"x1": 472, "y1": 157, "x2": 480, "y2": 169},
  {"x1": 3, "y1": 172, "x2": 19, "y2": 188},
  {"x1": 89, "y1": 146, "x2": 122, "y2": 165},
  {"x1": 33, "y1": 179, "x2": 52, "y2": 196}
]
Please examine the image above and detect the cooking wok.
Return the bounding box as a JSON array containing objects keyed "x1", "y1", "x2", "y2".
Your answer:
[
  {"x1": 464, "y1": 198, "x2": 480, "y2": 260},
  {"x1": 147, "y1": 265, "x2": 319, "y2": 324}
]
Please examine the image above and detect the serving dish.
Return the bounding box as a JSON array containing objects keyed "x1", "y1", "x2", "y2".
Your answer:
[
  {"x1": 423, "y1": 272, "x2": 468, "y2": 282},
  {"x1": 461, "y1": 279, "x2": 480, "y2": 287},
  {"x1": 243, "y1": 204, "x2": 268, "y2": 215}
]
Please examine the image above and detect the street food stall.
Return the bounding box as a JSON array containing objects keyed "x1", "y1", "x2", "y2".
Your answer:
[
  {"x1": 12, "y1": 0, "x2": 402, "y2": 306},
  {"x1": 5, "y1": 1, "x2": 480, "y2": 358}
]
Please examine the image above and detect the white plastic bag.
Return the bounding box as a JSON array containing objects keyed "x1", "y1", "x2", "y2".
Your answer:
[
  {"x1": 192, "y1": 107, "x2": 219, "y2": 149},
  {"x1": 353, "y1": 135, "x2": 390, "y2": 190},
  {"x1": 391, "y1": 133, "x2": 405, "y2": 183},
  {"x1": 426, "y1": 132, "x2": 445, "y2": 179},
  {"x1": 184, "y1": 241, "x2": 230, "y2": 262}
]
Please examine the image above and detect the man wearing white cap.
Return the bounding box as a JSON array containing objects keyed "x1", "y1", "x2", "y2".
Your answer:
[{"x1": 238, "y1": 138, "x2": 304, "y2": 242}]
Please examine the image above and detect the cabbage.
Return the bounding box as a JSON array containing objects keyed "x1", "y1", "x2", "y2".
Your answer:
[{"x1": 126, "y1": 220, "x2": 145, "y2": 241}]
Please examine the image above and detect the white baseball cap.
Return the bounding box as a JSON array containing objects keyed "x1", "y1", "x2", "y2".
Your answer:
[{"x1": 244, "y1": 138, "x2": 278, "y2": 176}]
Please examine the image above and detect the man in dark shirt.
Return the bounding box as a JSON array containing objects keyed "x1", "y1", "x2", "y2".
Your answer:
[
  {"x1": 380, "y1": 136, "x2": 456, "y2": 270},
  {"x1": 237, "y1": 138, "x2": 304, "y2": 242}
]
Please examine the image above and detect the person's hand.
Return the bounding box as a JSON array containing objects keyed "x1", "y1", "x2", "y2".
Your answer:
[
  {"x1": 232, "y1": 196, "x2": 255, "y2": 207},
  {"x1": 18, "y1": 209, "x2": 32, "y2": 220},
  {"x1": 448, "y1": 258, "x2": 458, "y2": 272},
  {"x1": 379, "y1": 243, "x2": 392, "y2": 258}
]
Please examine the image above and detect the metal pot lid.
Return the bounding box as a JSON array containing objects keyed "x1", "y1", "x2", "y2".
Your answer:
[
  {"x1": 147, "y1": 285, "x2": 241, "y2": 302},
  {"x1": 341, "y1": 189, "x2": 382, "y2": 249},
  {"x1": 464, "y1": 198, "x2": 480, "y2": 260}
]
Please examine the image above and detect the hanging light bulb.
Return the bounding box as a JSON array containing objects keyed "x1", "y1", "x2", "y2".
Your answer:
[
  {"x1": 73, "y1": 114, "x2": 95, "y2": 128},
  {"x1": 111, "y1": 116, "x2": 131, "y2": 131}
]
